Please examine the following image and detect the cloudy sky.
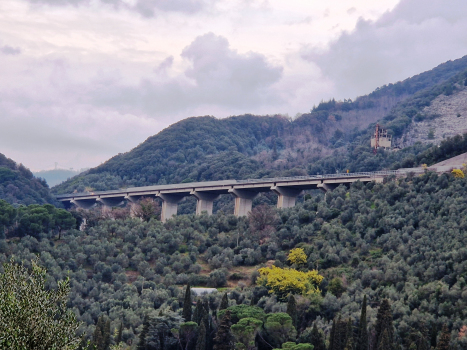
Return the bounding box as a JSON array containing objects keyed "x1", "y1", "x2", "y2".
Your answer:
[{"x1": 1, "y1": 0, "x2": 467, "y2": 171}]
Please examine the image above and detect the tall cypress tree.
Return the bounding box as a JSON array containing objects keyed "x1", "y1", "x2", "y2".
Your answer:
[
  {"x1": 116, "y1": 322, "x2": 123, "y2": 344},
  {"x1": 329, "y1": 319, "x2": 336, "y2": 350},
  {"x1": 137, "y1": 314, "x2": 150, "y2": 350},
  {"x1": 196, "y1": 321, "x2": 207, "y2": 350},
  {"x1": 220, "y1": 293, "x2": 229, "y2": 310},
  {"x1": 89, "y1": 316, "x2": 105, "y2": 350},
  {"x1": 373, "y1": 300, "x2": 393, "y2": 350},
  {"x1": 436, "y1": 325, "x2": 450, "y2": 350},
  {"x1": 344, "y1": 318, "x2": 354, "y2": 350},
  {"x1": 356, "y1": 296, "x2": 368, "y2": 350},
  {"x1": 103, "y1": 319, "x2": 111, "y2": 350},
  {"x1": 183, "y1": 284, "x2": 193, "y2": 322},
  {"x1": 310, "y1": 323, "x2": 326, "y2": 350},
  {"x1": 286, "y1": 295, "x2": 298, "y2": 331},
  {"x1": 213, "y1": 310, "x2": 234, "y2": 350},
  {"x1": 377, "y1": 329, "x2": 391, "y2": 350}
]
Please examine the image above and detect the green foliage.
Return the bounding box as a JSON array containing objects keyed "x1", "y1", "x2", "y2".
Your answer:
[
  {"x1": 278, "y1": 342, "x2": 313, "y2": 350},
  {"x1": 220, "y1": 292, "x2": 229, "y2": 310},
  {"x1": 373, "y1": 300, "x2": 394, "y2": 350},
  {"x1": 436, "y1": 325, "x2": 450, "y2": 350},
  {"x1": 0, "y1": 199, "x2": 16, "y2": 237},
  {"x1": 263, "y1": 313, "x2": 297, "y2": 348},
  {"x1": 231, "y1": 317, "x2": 263, "y2": 350},
  {"x1": 0, "y1": 153, "x2": 58, "y2": 206},
  {"x1": 356, "y1": 296, "x2": 368, "y2": 350},
  {"x1": 0, "y1": 259, "x2": 79, "y2": 349},
  {"x1": 219, "y1": 305, "x2": 266, "y2": 324},
  {"x1": 327, "y1": 278, "x2": 345, "y2": 298},
  {"x1": 214, "y1": 310, "x2": 234, "y2": 350},
  {"x1": 286, "y1": 295, "x2": 298, "y2": 330},
  {"x1": 183, "y1": 284, "x2": 192, "y2": 322}
]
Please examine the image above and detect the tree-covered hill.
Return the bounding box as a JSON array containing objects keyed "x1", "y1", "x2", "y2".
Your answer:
[
  {"x1": 4, "y1": 170, "x2": 467, "y2": 348},
  {"x1": 53, "y1": 55, "x2": 467, "y2": 196},
  {"x1": 0, "y1": 153, "x2": 58, "y2": 206}
]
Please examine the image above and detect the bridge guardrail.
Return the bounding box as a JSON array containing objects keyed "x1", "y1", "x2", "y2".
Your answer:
[{"x1": 56, "y1": 168, "x2": 438, "y2": 199}]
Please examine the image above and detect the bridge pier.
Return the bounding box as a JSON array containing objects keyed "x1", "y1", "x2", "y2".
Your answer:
[
  {"x1": 159, "y1": 193, "x2": 185, "y2": 222},
  {"x1": 191, "y1": 191, "x2": 220, "y2": 215},
  {"x1": 229, "y1": 189, "x2": 259, "y2": 216},
  {"x1": 271, "y1": 186, "x2": 303, "y2": 208}
]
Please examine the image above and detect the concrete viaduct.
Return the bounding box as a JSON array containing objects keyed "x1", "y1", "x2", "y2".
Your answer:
[{"x1": 56, "y1": 170, "x2": 428, "y2": 222}]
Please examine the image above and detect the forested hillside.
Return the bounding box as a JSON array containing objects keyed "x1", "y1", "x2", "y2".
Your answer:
[
  {"x1": 3, "y1": 170, "x2": 467, "y2": 349},
  {"x1": 0, "y1": 153, "x2": 58, "y2": 206},
  {"x1": 52, "y1": 55, "x2": 467, "y2": 196}
]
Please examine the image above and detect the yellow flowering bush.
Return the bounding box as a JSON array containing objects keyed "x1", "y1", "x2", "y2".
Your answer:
[
  {"x1": 452, "y1": 169, "x2": 465, "y2": 178},
  {"x1": 287, "y1": 248, "x2": 307, "y2": 265},
  {"x1": 257, "y1": 265, "x2": 323, "y2": 299}
]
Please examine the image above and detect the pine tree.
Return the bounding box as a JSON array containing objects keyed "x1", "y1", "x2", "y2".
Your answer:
[
  {"x1": 286, "y1": 295, "x2": 298, "y2": 331},
  {"x1": 310, "y1": 323, "x2": 326, "y2": 350},
  {"x1": 196, "y1": 321, "x2": 207, "y2": 350},
  {"x1": 356, "y1": 296, "x2": 368, "y2": 350},
  {"x1": 220, "y1": 293, "x2": 229, "y2": 310},
  {"x1": 373, "y1": 300, "x2": 393, "y2": 350},
  {"x1": 137, "y1": 314, "x2": 150, "y2": 350},
  {"x1": 116, "y1": 322, "x2": 123, "y2": 344},
  {"x1": 436, "y1": 325, "x2": 450, "y2": 350},
  {"x1": 183, "y1": 284, "x2": 193, "y2": 322},
  {"x1": 213, "y1": 310, "x2": 234, "y2": 350}
]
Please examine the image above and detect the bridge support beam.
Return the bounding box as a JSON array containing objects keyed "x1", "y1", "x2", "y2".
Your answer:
[
  {"x1": 159, "y1": 193, "x2": 185, "y2": 222},
  {"x1": 97, "y1": 197, "x2": 125, "y2": 207},
  {"x1": 271, "y1": 186, "x2": 303, "y2": 209},
  {"x1": 317, "y1": 183, "x2": 340, "y2": 192},
  {"x1": 71, "y1": 199, "x2": 97, "y2": 209},
  {"x1": 229, "y1": 189, "x2": 259, "y2": 217},
  {"x1": 191, "y1": 191, "x2": 220, "y2": 215}
]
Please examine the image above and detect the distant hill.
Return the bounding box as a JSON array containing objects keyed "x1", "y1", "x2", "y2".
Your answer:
[
  {"x1": 0, "y1": 153, "x2": 58, "y2": 206},
  {"x1": 34, "y1": 169, "x2": 85, "y2": 187},
  {"x1": 52, "y1": 55, "x2": 467, "y2": 195}
]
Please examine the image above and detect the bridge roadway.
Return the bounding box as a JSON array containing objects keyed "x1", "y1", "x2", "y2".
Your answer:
[{"x1": 56, "y1": 170, "x2": 426, "y2": 222}]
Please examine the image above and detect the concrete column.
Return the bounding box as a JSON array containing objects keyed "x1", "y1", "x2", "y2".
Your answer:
[
  {"x1": 159, "y1": 193, "x2": 185, "y2": 222},
  {"x1": 191, "y1": 191, "x2": 220, "y2": 215},
  {"x1": 71, "y1": 199, "x2": 97, "y2": 209},
  {"x1": 271, "y1": 186, "x2": 303, "y2": 209},
  {"x1": 229, "y1": 189, "x2": 259, "y2": 217}
]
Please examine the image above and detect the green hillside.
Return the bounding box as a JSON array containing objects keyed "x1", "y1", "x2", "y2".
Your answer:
[
  {"x1": 3, "y1": 170, "x2": 467, "y2": 348},
  {"x1": 0, "y1": 153, "x2": 58, "y2": 206},
  {"x1": 53, "y1": 55, "x2": 467, "y2": 196}
]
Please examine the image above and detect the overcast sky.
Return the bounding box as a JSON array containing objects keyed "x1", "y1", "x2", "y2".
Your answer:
[{"x1": 1, "y1": 0, "x2": 467, "y2": 171}]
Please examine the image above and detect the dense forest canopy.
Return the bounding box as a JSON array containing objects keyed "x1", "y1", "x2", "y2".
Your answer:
[
  {"x1": 0, "y1": 153, "x2": 59, "y2": 206},
  {"x1": 3, "y1": 170, "x2": 467, "y2": 349}
]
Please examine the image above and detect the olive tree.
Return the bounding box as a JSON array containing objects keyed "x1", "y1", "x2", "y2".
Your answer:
[{"x1": 0, "y1": 259, "x2": 80, "y2": 349}]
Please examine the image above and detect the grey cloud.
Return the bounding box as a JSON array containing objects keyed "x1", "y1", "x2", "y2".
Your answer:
[
  {"x1": 154, "y1": 56, "x2": 174, "y2": 73},
  {"x1": 90, "y1": 33, "x2": 283, "y2": 114},
  {"x1": 0, "y1": 45, "x2": 21, "y2": 55},
  {"x1": 26, "y1": 0, "x2": 210, "y2": 16},
  {"x1": 28, "y1": 0, "x2": 88, "y2": 5},
  {"x1": 303, "y1": 0, "x2": 467, "y2": 99}
]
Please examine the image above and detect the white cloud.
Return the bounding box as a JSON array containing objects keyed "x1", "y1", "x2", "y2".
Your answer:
[{"x1": 303, "y1": 0, "x2": 467, "y2": 100}]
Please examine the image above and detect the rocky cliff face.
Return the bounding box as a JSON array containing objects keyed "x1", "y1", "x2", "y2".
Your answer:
[{"x1": 402, "y1": 85, "x2": 467, "y2": 146}]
